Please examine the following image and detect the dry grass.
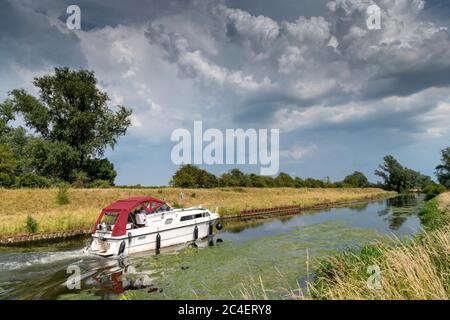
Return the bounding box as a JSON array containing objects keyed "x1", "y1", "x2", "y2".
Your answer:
[
  {"x1": 0, "y1": 187, "x2": 392, "y2": 236},
  {"x1": 437, "y1": 192, "x2": 450, "y2": 215},
  {"x1": 309, "y1": 227, "x2": 450, "y2": 299},
  {"x1": 307, "y1": 192, "x2": 450, "y2": 300}
]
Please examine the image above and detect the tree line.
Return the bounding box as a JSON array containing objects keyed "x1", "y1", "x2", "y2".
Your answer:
[
  {"x1": 171, "y1": 151, "x2": 450, "y2": 197},
  {"x1": 171, "y1": 165, "x2": 373, "y2": 188},
  {"x1": 0, "y1": 68, "x2": 132, "y2": 188}
]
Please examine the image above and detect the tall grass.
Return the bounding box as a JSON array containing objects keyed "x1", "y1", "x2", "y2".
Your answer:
[
  {"x1": 57, "y1": 184, "x2": 70, "y2": 205},
  {"x1": 25, "y1": 215, "x2": 38, "y2": 233},
  {"x1": 307, "y1": 192, "x2": 450, "y2": 300},
  {"x1": 0, "y1": 187, "x2": 393, "y2": 236},
  {"x1": 418, "y1": 198, "x2": 449, "y2": 231},
  {"x1": 308, "y1": 227, "x2": 450, "y2": 299}
]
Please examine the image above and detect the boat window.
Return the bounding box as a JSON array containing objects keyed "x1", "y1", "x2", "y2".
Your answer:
[
  {"x1": 165, "y1": 218, "x2": 173, "y2": 225},
  {"x1": 180, "y1": 215, "x2": 194, "y2": 222},
  {"x1": 194, "y1": 213, "x2": 203, "y2": 219},
  {"x1": 155, "y1": 203, "x2": 171, "y2": 213},
  {"x1": 151, "y1": 201, "x2": 162, "y2": 209},
  {"x1": 203, "y1": 212, "x2": 210, "y2": 217},
  {"x1": 101, "y1": 212, "x2": 119, "y2": 225}
]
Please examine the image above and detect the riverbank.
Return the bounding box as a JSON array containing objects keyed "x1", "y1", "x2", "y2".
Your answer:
[
  {"x1": 0, "y1": 187, "x2": 393, "y2": 238},
  {"x1": 308, "y1": 192, "x2": 450, "y2": 300}
]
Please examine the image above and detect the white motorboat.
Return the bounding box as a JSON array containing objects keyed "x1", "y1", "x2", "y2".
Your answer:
[{"x1": 87, "y1": 196, "x2": 222, "y2": 257}]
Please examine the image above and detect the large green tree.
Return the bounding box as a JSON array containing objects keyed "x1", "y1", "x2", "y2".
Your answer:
[
  {"x1": 343, "y1": 171, "x2": 369, "y2": 187},
  {"x1": 171, "y1": 165, "x2": 218, "y2": 188},
  {"x1": 375, "y1": 155, "x2": 430, "y2": 192},
  {"x1": 248, "y1": 174, "x2": 275, "y2": 188},
  {"x1": 435, "y1": 147, "x2": 450, "y2": 188},
  {"x1": 0, "y1": 144, "x2": 18, "y2": 187},
  {"x1": 3, "y1": 67, "x2": 132, "y2": 184},
  {"x1": 274, "y1": 172, "x2": 296, "y2": 187},
  {"x1": 219, "y1": 169, "x2": 250, "y2": 187}
]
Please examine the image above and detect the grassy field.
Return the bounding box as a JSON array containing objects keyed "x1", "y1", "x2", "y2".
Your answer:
[
  {"x1": 0, "y1": 187, "x2": 393, "y2": 236},
  {"x1": 308, "y1": 192, "x2": 450, "y2": 300}
]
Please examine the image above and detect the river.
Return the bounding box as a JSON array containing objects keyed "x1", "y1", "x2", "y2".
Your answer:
[{"x1": 0, "y1": 194, "x2": 425, "y2": 300}]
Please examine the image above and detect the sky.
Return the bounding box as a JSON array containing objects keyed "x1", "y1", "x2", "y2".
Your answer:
[{"x1": 1, "y1": 0, "x2": 450, "y2": 185}]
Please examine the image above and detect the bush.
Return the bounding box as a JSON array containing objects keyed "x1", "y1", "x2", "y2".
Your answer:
[
  {"x1": 418, "y1": 198, "x2": 449, "y2": 231},
  {"x1": 88, "y1": 179, "x2": 111, "y2": 188},
  {"x1": 57, "y1": 184, "x2": 70, "y2": 205},
  {"x1": 343, "y1": 171, "x2": 369, "y2": 188},
  {"x1": 25, "y1": 215, "x2": 38, "y2": 233},
  {"x1": 0, "y1": 144, "x2": 18, "y2": 187},
  {"x1": 219, "y1": 169, "x2": 250, "y2": 187},
  {"x1": 274, "y1": 172, "x2": 296, "y2": 187},
  {"x1": 303, "y1": 178, "x2": 325, "y2": 188},
  {"x1": 171, "y1": 164, "x2": 218, "y2": 188},
  {"x1": 422, "y1": 183, "x2": 447, "y2": 200},
  {"x1": 72, "y1": 171, "x2": 89, "y2": 188},
  {"x1": 83, "y1": 158, "x2": 117, "y2": 185},
  {"x1": 15, "y1": 172, "x2": 52, "y2": 188}
]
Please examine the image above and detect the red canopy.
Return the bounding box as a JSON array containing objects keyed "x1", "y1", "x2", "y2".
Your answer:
[{"x1": 92, "y1": 196, "x2": 167, "y2": 236}]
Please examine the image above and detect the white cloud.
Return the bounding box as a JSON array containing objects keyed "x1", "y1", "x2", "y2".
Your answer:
[
  {"x1": 282, "y1": 16, "x2": 331, "y2": 44},
  {"x1": 179, "y1": 50, "x2": 274, "y2": 91},
  {"x1": 146, "y1": 23, "x2": 275, "y2": 92},
  {"x1": 212, "y1": 4, "x2": 280, "y2": 60},
  {"x1": 75, "y1": 24, "x2": 196, "y2": 144},
  {"x1": 281, "y1": 144, "x2": 318, "y2": 161}
]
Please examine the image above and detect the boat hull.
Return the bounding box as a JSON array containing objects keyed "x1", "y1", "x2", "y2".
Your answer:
[{"x1": 88, "y1": 217, "x2": 219, "y2": 257}]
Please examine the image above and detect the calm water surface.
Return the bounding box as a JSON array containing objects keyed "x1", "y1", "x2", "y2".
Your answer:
[{"x1": 0, "y1": 194, "x2": 424, "y2": 300}]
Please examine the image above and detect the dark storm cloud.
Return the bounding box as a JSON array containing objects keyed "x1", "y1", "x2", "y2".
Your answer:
[
  {"x1": 16, "y1": 0, "x2": 198, "y2": 30},
  {"x1": 362, "y1": 66, "x2": 450, "y2": 100},
  {"x1": 0, "y1": 0, "x2": 86, "y2": 70},
  {"x1": 141, "y1": 0, "x2": 450, "y2": 139}
]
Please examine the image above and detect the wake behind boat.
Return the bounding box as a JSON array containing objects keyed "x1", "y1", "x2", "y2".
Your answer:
[{"x1": 87, "y1": 196, "x2": 222, "y2": 257}]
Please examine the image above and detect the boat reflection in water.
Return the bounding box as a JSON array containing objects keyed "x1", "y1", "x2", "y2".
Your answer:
[{"x1": 91, "y1": 236, "x2": 223, "y2": 296}]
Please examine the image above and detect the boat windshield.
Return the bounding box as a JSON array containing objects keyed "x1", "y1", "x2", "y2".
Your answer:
[
  {"x1": 101, "y1": 212, "x2": 119, "y2": 225},
  {"x1": 154, "y1": 203, "x2": 171, "y2": 213}
]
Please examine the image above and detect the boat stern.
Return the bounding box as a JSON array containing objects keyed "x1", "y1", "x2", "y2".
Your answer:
[{"x1": 87, "y1": 234, "x2": 124, "y2": 257}]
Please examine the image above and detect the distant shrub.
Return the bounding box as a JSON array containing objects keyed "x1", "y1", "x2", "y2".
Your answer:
[
  {"x1": 57, "y1": 184, "x2": 70, "y2": 205},
  {"x1": 171, "y1": 164, "x2": 218, "y2": 188},
  {"x1": 15, "y1": 172, "x2": 52, "y2": 188},
  {"x1": 83, "y1": 158, "x2": 116, "y2": 186},
  {"x1": 343, "y1": 171, "x2": 369, "y2": 188},
  {"x1": 190, "y1": 192, "x2": 196, "y2": 198},
  {"x1": 232, "y1": 187, "x2": 246, "y2": 193},
  {"x1": 274, "y1": 172, "x2": 296, "y2": 187},
  {"x1": 25, "y1": 215, "x2": 38, "y2": 233},
  {"x1": 422, "y1": 183, "x2": 447, "y2": 200},
  {"x1": 418, "y1": 198, "x2": 449, "y2": 231},
  {"x1": 157, "y1": 189, "x2": 163, "y2": 194},
  {"x1": 72, "y1": 171, "x2": 89, "y2": 188},
  {"x1": 88, "y1": 179, "x2": 111, "y2": 188}
]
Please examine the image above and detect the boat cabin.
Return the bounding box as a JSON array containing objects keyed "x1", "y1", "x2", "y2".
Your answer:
[{"x1": 93, "y1": 196, "x2": 170, "y2": 236}]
